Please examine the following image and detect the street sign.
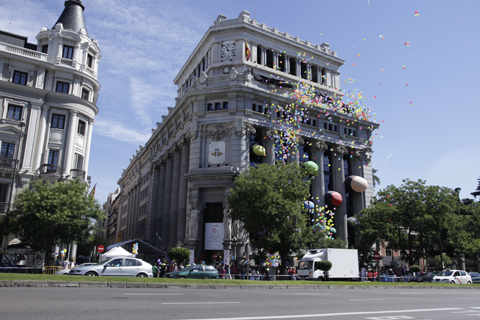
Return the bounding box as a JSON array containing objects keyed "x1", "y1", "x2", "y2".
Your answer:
[{"x1": 97, "y1": 245, "x2": 105, "y2": 253}]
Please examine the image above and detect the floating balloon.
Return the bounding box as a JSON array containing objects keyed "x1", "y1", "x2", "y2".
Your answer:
[
  {"x1": 252, "y1": 144, "x2": 266, "y2": 157},
  {"x1": 303, "y1": 161, "x2": 319, "y2": 176},
  {"x1": 349, "y1": 175, "x2": 368, "y2": 192},
  {"x1": 327, "y1": 191, "x2": 343, "y2": 207}
]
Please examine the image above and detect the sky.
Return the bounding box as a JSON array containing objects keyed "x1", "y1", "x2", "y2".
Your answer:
[{"x1": 0, "y1": 0, "x2": 479, "y2": 203}]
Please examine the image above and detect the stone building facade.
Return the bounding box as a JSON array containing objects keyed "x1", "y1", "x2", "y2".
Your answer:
[
  {"x1": 112, "y1": 11, "x2": 378, "y2": 262},
  {"x1": 0, "y1": 0, "x2": 100, "y2": 247}
]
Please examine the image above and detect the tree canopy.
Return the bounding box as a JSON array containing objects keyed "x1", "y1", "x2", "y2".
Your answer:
[
  {"x1": 228, "y1": 163, "x2": 338, "y2": 270},
  {"x1": 358, "y1": 179, "x2": 480, "y2": 269},
  {"x1": 8, "y1": 179, "x2": 103, "y2": 260}
]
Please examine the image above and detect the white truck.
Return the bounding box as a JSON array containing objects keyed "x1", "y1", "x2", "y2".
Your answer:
[{"x1": 296, "y1": 248, "x2": 359, "y2": 280}]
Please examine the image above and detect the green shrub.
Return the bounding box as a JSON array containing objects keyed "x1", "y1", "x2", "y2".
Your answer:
[
  {"x1": 316, "y1": 260, "x2": 332, "y2": 272},
  {"x1": 168, "y1": 247, "x2": 190, "y2": 265}
]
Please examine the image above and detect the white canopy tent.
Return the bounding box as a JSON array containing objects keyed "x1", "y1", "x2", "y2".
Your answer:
[{"x1": 100, "y1": 246, "x2": 134, "y2": 263}]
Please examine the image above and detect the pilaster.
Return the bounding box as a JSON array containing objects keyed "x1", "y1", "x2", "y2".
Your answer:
[
  {"x1": 332, "y1": 145, "x2": 348, "y2": 245},
  {"x1": 312, "y1": 141, "x2": 328, "y2": 206}
]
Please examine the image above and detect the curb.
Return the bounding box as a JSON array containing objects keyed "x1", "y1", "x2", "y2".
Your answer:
[{"x1": 0, "y1": 280, "x2": 479, "y2": 290}]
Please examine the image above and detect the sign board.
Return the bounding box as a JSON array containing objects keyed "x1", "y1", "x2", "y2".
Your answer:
[
  {"x1": 189, "y1": 248, "x2": 195, "y2": 265},
  {"x1": 97, "y1": 245, "x2": 105, "y2": 253},
  {"x1": 204, "y1": 223, "x2": 224, "y2": 251},
  {"x1": 208, "y1": 141, "x2": 226, "y2": 166}
]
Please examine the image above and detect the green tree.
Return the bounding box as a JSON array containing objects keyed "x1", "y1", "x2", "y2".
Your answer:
[
  {"x1": 372, "y1": 168, "x2": 381, "y2": 188},
  {"x1": 358, "y1": 179, "x2": 458, "y2": 266},
  {"x1": 168, "y1": 247, "x2": 190, "y2": 265},
  {"x1": 9, "y1": 179, "x2": 103, "y2": 263},
  {"x1": 228, "y1": 163, "x2": 312, "y2": 272}
]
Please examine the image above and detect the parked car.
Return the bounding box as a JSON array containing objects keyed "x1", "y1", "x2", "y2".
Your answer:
[
  {"x1": 469, "y1": 272, "x2": 480, "y2": 284},
  {"x1": 410, "y1": 272, "x2": 437, "y2": 282},
  {"x1": 166, "y1": 265, "x2": 219, "y2": 279},
  {"x1": 432, "y1": 270, "x2": 472, "y2": 284},
  {"x1": 69, "y1": 257, "x2": 153, "y2": 277}
]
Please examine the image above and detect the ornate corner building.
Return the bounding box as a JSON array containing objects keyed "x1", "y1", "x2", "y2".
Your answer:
[
  {"x1": 109, "y1": 11, "x2": 378, "y2": 261},
  {"x1": 0, "y1": 0, "x2": 100, "y2": 212}
]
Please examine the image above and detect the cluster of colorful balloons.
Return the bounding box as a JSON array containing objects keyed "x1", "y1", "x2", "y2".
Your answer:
[
  {"x1": 312, "y1": 204, "x2": 336, "y2": 239},
  {"x1": 304, "y1": 199, "x2": 336, "y2": 239},
  {"x1": 264, "y1": 254, "x2": 280, "y2": 267}
]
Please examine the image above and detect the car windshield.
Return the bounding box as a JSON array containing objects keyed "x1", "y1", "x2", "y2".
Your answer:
[
  {"x1": 298, "y1": 261, "x2": 313, "y2": 270},
  {"x1": 439, "y1": 270, "x2": 454, "y2": 276}
]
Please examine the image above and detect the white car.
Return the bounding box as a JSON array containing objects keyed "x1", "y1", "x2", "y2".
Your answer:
[
  {"x1": 432, "y1": 270, "x2": 472, "y2": 284},
  {"x1": 69, "y1": 257, "x2": 153, "y2": 277}
]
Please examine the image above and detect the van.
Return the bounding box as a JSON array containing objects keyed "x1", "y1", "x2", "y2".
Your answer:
[{"x1": 296, "y1": 248, "x2": 359, "y2": 280}]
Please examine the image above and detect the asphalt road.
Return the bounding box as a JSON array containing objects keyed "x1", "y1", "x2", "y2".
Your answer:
[{"x1": 1, "y1": 286, "x2": 479, "y2": 320}]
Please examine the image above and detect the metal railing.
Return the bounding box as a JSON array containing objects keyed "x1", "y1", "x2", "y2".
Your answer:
[
  {"x1": 40, "y1": 164, "x2": 59, "y2": 175},
  {"x1": 70, "y1": 169, "x2": 86, "y2": 180}
]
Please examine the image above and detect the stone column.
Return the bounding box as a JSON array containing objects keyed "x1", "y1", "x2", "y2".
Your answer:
[
  {"x1": 312, "y1": 141, "x2": 328, "y2": 206},
  {"x1": 63, "y1": 111, "x2": 78, "y2": 176},
  {"x1": 170, "y1": 145, "x2": 181, "y2": 245},
  {"x1": 34, "y1": 106, "x2": 49, "y2": 170},
  {"x1": 285, "y1": 56, "x2": 290, "y2": 74},
  {"x1": 22, "y1": 103, "x2": 41, "y2": 171},
  {"x1": 261, "y1": 49, "x2": 267, "y2": 66},
  {"x1": 273, "y1": 52, "x2": 279, "y2": 70},
  {"x1": 157, "y1": 160, "x2": 167, "y2": 247},
  {"x1": 332, "y1": 145, "x2": 348, "y2": 245},
  {"x1": 163, "y1": 153, "x2": 174, "y2": 247},
  {"x1": 265, "y1": 129, "x2": 275, "y2": 165},
  {"x1": 177, "y1": 139, "x2": 189, "y2": 244},
  {"x1": 84, "y1": 119, "x2": 93, "y2": 177},
  {"x1": 350, "y1": 149, "x2": 366, "y2": 216},
  {"x1": 296, "y1": 60, "x2": 301, "y2": 77},
  {"x1": 307, "y1": 64, "x2": 312, "y2": 81}
]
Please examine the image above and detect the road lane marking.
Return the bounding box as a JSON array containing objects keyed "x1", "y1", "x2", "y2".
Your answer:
[
  {"x1": 163, "y1": 302, "x2": 241, "y2": 305},
  {"x1": 349, "y1": 298, "x2": 386, "y2": 302},
  {"x1": 124, "y1": 293, "x2": 184, "y2": 296},
  {"x1": 178, "y1": 307, "x2": 462, "y2": 320},
  {"x1": 364, "y1": 316, "x2": 414, "y2": 320}
]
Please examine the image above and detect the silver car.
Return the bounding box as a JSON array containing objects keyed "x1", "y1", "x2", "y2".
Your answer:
[{"x1": 69, "y1": 257, "x2": 153, "y2": 278}]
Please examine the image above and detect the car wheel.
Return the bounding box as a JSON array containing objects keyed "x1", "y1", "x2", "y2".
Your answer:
[
  {"x1": 136, "y1": 273, "x2": 147, "y2": 278},
  {"x1": 450, "y1": 280, "x2": 455, "y2": 284},
  {"x1": 85, "y1": 271, "x2": 98, "y2": 277},
  {"x1": 467, "y1": 281, "x2": 472, "y2": 284}
]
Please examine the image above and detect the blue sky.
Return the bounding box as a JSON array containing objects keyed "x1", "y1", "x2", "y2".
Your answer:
[{"x1": 1, "y1": 0, "x2": 479, "y2": 202}]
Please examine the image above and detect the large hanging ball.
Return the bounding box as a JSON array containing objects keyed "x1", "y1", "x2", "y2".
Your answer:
[
  {"x1": 304, "y1": 200, "x2": 315, "y2": 210},
  {"x1": 327, "y1": 191, "x2": 343, "y2": 207},
  {"x1": 303, "y1": 161, "x2": 319, "y2": 176},
  {"x1": 252, "y1": 144, "x2": 266, "y2": 157},
  {"x1": 350, "y1": 175, "x2": 369, "y2": 193}
]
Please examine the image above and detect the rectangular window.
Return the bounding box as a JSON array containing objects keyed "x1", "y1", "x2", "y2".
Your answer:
[
  {"x1": 7, "y1": 105, "x2": 22, "y2": 121},
  {"x1": 278, "y1": 54, "x2": 286, "y2": 72},
  {"x1": 87, "y1": 54, "x2": 93, "y2": 68},
  {"x1": 311, "y1": 65, "x2": 318, "y2": 82},
  {"x1": 77, "y1": 120, "x2": 86, "y2": 135},
  {"x1": 47, "y1": 149, "x2": 59, "y2": 171},
  {"x1": 207, "y1": 103, "x2": 214, "y2": 111},
  {"x1": 266, "y1": 49, "x2": 274, "y2": 68},
  {"x1": 41, "y1": 45, "x2": 48, "y2": 54},
  {"x1": 214, "y1": 102, "x2": 221, "y2": 111},
  {"x1": 222, "y1": 101, "x2": 228, "y2": 110},
  {"x1": 56, "y1": 81, "x2": 70, "y2": 94},
  {"x1": 252, "y1": 104, "x2": 257, "y2": 112},
  {"x1": 289, "y1": 58, "x2": 297, "y2": 75},
  {"x1": 0, "y1": 142, "x2": 15, "y2": 159},
  {"x1": 81, "y1": 88, "x2": 90, "y2": 101},
  {"x1": 12, "y1": 71, "x2": 28, "y2": 85},
  {"x1": 51, "y1": 114, "x2": 65, "y2": 129},
  {"x1": 62, "y1": 45, "x2": 74, "y2": 59},
  {"x1": 301, "y1": 63, "x2": 308, "y2": 79},
  {"x1": 256, "y1": 46, "x2": 262, "y2": 64},
  {"x1": 74, "y1": 153, "x2": 84, "y2": 170}
]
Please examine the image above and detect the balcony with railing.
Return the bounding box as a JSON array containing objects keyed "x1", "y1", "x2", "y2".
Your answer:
[
  {"x1": 0, "y1": 41, "x2": 47, "y2": 62},
  {"x1": 70, "y1": 169, "x2": 86, "y2": 180},
  {"x1": 40, "y1": 164, "x2": 61, "y2": 177}
]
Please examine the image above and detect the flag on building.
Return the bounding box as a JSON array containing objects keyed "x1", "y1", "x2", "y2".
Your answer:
[
  {"x1": 245, "y1": 41, "x2": 251, "y2": 61},
  {"x1": 89, "y1": 184, "x2": 96, "y2": 199}
]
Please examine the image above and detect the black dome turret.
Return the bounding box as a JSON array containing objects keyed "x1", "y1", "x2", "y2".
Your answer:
[{"x1": 54, "y1": 0, "x2": 87, "y2": 33}]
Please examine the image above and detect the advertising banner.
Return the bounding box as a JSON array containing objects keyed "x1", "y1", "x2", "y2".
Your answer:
[{"x1": 205, "y1": 223, "x2": 224, "y2": 250}]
